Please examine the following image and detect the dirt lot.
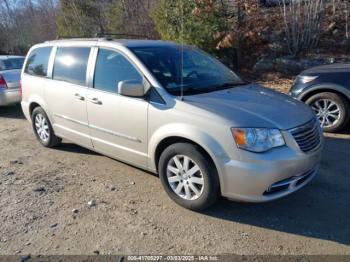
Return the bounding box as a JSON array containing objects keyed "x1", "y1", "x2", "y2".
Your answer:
[{"x1": 0, "y1": 99, "x2": 350, "y2": 255}]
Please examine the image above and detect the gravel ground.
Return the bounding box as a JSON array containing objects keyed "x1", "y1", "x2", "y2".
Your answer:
[{"x1": 0, "y1": 102, "x2": 349, "y2": 256}]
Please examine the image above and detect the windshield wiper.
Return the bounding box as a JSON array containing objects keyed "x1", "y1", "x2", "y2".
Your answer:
[
  {"x1": 169, "y1": 82, "x2": 249, "y2": 96},
  {"x1": 217, "y1": 82, "x2": 249, "y2": 88},
  {"x1": 208, "y1": 81, "x2": 249, "y2": 91}
]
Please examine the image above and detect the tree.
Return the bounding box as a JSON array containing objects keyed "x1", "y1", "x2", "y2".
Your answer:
[
  {"x1": 280, "y1": 0, "x2": 325, "y2": 56},
  {"x1": 57, "y1": 0, "x2": 157, "y2": 38},
  {"x1": 0, "y1": 0, "x2": 58, "y2": 54},
  {"x1": 151, "y1": 0, "x2": 230, "y2": 53},
  {"x1": 57, "y1": 0, "x2": 112, "y2": 37}
]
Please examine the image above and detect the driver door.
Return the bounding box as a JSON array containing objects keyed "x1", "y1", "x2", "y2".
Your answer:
[{"x1": 87, "y1": 48, "x2": 149, "y2": 168}]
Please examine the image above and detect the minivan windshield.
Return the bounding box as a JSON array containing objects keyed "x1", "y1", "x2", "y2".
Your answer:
[
  {"x1": 0, "y1": 58, "x2": 25, "y2": 71},
  {"x1": 130, "y1": 46, "x2": 246, "y2": 96}
]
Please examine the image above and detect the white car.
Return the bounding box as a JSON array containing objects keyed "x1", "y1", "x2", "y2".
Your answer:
[{"x1": 0, "y1": 55, "x2": 25, "y2": 106}]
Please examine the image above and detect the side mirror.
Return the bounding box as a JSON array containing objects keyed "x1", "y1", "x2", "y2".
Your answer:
[{"x1": 118, "y1": 80, "x2": 145, "y2": 97}]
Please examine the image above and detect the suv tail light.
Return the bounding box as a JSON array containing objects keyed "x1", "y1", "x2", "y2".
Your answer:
[{"x1": 0, "y1": 74, "x2": 7, "y2": 89}]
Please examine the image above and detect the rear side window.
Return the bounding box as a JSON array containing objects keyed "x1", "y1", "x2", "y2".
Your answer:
[
  {"x1": 53, "y1": 47, "x2": 90, "y2": 86},
  {"x1": 24, "y1": 47, "x2": 52, "y2": 77},
  {"x1": 94, "y1": 49, "x2": 142, "y2": 93}
]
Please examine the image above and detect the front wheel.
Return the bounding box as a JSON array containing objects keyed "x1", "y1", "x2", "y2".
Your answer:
[
  {"x1": 306, "y1": 92, "x2": 350, "y2": 133},
  {"x1": 31, "y1": 107, "x2": 61, "y2": 147},
  {"x1": 158, "y1": 143, "x2": 220, "y2": 211}
]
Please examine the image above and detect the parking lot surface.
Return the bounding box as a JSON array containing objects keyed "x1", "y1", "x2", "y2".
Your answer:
[{"x1": 0, "y1": 105, "x2": 349, "y2": 255}]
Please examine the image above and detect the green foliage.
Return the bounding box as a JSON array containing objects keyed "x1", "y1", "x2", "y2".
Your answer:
[
  {"x1": 57, "y1": 0, "x2": 155, "y2": 38},
  {"x1": 151, "y1": 0, "x2": 229, "y2": 52},
  {"x1": 106, "y1": 1, "x2": 124, "y2": 34},
  {"x1": 57, "y1": 0, "x2": 120, "y2": 37}
]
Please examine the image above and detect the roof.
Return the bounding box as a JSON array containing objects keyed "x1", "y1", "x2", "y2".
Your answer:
[
  {"x1": 0, "y1": 55, "x2": 25, "y2": 60},
  {"x1": 45, "y1": 38, "x2": 181, "y2": 48},
  {"x1": 115, "y1": 39, "x2": 180, "y2": 48}
]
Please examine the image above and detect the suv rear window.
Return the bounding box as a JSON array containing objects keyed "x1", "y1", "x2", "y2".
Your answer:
[
  {"x1": 24, "y1": 47, "x2": 52, "y2": 77},
  {"x1": 53, "y1": 47, "x2": 90, "y2": 86}
]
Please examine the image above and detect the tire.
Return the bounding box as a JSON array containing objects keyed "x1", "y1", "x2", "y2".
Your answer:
[
  {"x1": 31, "y1": 107, "x2": 61, "y2": 147},
  {"x1": 305, "y1": 92, "x2": 350, "y2": 133},
  {"x1": 158, "y1": 143, "x2": 220, "y2": 211}
]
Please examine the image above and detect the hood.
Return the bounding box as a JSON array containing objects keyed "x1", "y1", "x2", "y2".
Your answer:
[
  {"x1": 302, "y1": 63, "x2": 350, "y2": 74},
  {"x1": 182, "y1": 84, "x2": 315, "y2": 130},
  {"x1": 0, "y1": 69, "x2": 21, "y2": 89}
]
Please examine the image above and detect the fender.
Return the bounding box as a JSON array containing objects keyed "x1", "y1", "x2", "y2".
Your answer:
[
  {"x1": 148, "y1": 122, "x2": 231, "y2": 190},
  {"x1": 298, "y1": 83, "x2": 350, "y2": 101},
  {"x1": 27, "y1": 94, "x2": 54, "y2": 124}
]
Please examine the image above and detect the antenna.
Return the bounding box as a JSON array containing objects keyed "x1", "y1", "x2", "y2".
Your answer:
[{"x1": 180, "y1": 0, "x2": 184, "y2": 101}]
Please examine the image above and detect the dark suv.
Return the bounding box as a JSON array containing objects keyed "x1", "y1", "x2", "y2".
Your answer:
[{"x1": 289, "y1": 63, "x2": 350, "y2": 132}]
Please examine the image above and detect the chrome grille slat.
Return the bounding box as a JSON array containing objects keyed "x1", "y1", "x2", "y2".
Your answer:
[
  {"x1": 290, "y1": 119, "x2": 321, "y2": 153},
  {"x1": 293, "y1": 124, "x2": 318, "y2": 138},
  {"x1": 296, "y1": 139, "x2": 317, "y2": 146},
  {"x1": 294, "y1": 128, "x2": 318, "y2": 140},
  {"x1": 298, "y1": 136, "x2": 320, "y2": 146}
]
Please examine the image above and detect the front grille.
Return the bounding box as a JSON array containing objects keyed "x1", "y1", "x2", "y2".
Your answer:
[{"x1": 291, "y1": 119, "x2": 321, "y2": 153}]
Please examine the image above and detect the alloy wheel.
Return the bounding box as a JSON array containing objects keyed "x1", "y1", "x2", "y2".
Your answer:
[
  {"x1": 311, "y1": 99, "x2": 341, "y2": 128},
  {"x1": 166, "y1": 155, "x2": 204, "y2": 200},
  {"x1": 34, "y1": 113, "x2": 50, "y2": 142}
]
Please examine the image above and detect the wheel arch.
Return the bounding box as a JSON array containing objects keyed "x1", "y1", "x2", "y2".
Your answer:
[
  {"x1": 148, "y1": 124, "x2": 229, "y2": 193},
  {"x1": 29, "y1": 102, "x2": 41, "y2": 116},
  {"x1": 299, "y1": 84, "x2": 350, "y2": 104},
  {"x1": 153, "y1": 135, "x2": 224, "y2": 196},
  {"x1": 27, "y1": 95, "x2": 53, "y2": 123},
  {"x1": 154, "y1": 136, "x2": 216, "y2": 173}
]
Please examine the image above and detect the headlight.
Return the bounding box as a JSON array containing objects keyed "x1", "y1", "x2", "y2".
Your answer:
[
  {"x1": 231, "y1": 128, "x2": 285, "y2": 152},
  {"x1": 299, "y1": 75, "x2": 318, "y2": 84}
]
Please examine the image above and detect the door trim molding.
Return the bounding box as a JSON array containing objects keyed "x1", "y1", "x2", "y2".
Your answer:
[
  {"x1": 89, "y1": 124, "x2": 142, "y2": 143},
  {"x1": 54, "y1": 113, "x2": 142, "y2": 143},
  {"x1": 53, "y1": 113, "x2": 89, "y2": 127}
]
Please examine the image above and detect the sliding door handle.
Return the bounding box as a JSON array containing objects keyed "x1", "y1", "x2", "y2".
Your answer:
[
  {"x1": 88, "y1": 98, "x2": 102, "y2": 105},
  {"x1": 74, "y1": 93, "x2": 85, "y2": 101}
]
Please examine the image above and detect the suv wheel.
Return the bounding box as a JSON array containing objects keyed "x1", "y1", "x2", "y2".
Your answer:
[
  {"x1": 158, "y1": 143, "x2": 220, "y2": 211},
  {"x1": 306, "y1": 92, "x2": 349, "y2": 133},
  {"x1": 31, "y1": 107, "x2": 61, "y2": 147}
]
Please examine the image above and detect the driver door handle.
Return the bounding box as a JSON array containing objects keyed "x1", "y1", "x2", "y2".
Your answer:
[{"x1": 88, "y1": 97, "x2": 102, "y2": 105}]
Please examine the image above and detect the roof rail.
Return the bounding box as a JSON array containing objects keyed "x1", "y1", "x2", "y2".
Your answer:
[
  {"x1": 55, "y1": 35, "x2": 101, "y2": 40},
  {"x1": 95, "y1": 33, "x2": 150, "y2": 40}
]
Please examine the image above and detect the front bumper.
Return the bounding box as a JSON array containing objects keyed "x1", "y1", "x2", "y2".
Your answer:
[
  {"x1": 0, "y1": 89, "x2": 21, "y2": 106},
  {"x1": 220, "y1": 128, "x2": 323, "y2": 202}
]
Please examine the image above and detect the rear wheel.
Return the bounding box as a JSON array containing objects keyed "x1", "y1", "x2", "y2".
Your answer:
[
  {"x1": 306, "y1": 92, "x2": 349, "y2": 133},
  {"x1": 158, "y1": 143, "x2": 220, "y2": 211},
  {"x1": 31, "y1": 107, "x2": 61, "y2": 147}
]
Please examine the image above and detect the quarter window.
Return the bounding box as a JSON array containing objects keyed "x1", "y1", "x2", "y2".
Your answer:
[
  {"x1": 24, "y1": 47, "x2": 52, "y2": 77},
  {"x1": 53, "y1": 47, "x2": 90, "y2": 86},
  {"x1": 94, "y1": 49, "x2": 142, "y2": 93}
]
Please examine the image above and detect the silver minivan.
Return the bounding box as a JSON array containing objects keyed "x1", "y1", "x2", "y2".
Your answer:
[{"x1": 21, "y1": 38, "x2": 323, "y2": 210}]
